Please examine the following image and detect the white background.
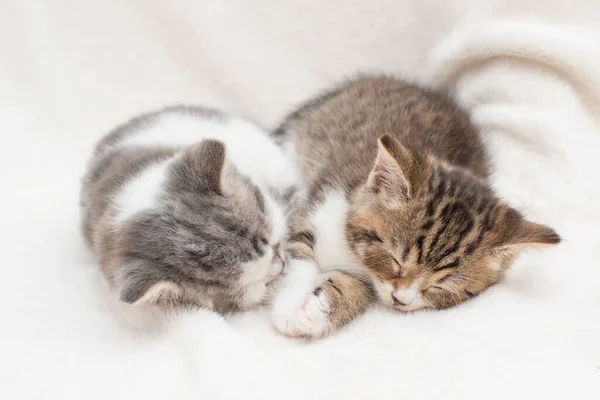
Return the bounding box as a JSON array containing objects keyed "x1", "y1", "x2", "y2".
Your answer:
[{"x1": 1, "y1": 1, "x2": 599, "y2": 399}]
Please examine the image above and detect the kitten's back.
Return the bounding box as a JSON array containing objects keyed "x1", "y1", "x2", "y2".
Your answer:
[
  {"x1": 277, "y1": 76, "x2": 488, "y2": 198},
  {"x1": 91, "y1": 106, "x2": 294, "y2": 190},
  {"x1": 82, "y1": 106, "x2": 297, "y2": 247}
]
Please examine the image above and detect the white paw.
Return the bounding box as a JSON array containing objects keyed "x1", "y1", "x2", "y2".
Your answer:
[
  {"x1": 271, "y1": 259, "x2": 331, "y2": 337},
  {"x1": 272, "y1": 286, "x2": 331, "y2": 338}
]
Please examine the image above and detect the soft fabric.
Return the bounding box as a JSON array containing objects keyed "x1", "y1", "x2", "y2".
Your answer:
[{"x1": 1, "y1": 1, "x2": 599, "y2": 399}]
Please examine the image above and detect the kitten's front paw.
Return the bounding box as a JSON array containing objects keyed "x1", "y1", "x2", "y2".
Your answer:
[
  {"x1": 272, "y1": 286, "x2": 331, "y2": 338},
  {"x1": 271, "y1": 258, "x2": 332, "y2": 338}
]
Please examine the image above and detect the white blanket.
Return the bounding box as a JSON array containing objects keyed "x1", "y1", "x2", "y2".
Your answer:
[{"x1": 1, "y1": 1, "x2": 599, "y2": 398}]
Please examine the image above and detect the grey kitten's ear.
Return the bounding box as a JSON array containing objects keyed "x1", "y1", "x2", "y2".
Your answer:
[
  {"x1": 176, "y1": 139, "x2": 227, "y2": 194},
  {"x1": 366, "y1": 135, "x2": 413, "y2": 205},
  {"x1": 119, "y1": 270, "x2": 182, "y2": 306}
]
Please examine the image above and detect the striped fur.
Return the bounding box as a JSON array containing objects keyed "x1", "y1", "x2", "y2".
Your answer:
[{"x1": 272, "y1": 76, "x2": 560, "y2": 337}]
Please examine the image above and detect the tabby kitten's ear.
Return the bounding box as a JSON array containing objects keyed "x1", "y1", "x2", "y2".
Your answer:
[
  {"x1": 119, "y1": 265, "x2": 182, "y2": 306},
  {"x1": 366, "y1": 135, "x2": 414, "y2": 206},
  {"x1": 503, "y1": 218, "x2": 561, "y2": 249},
  {"x1": 493, "y1": 209, "x2": 560, "y2": 260},
  {"x1": 174, "y1": 139, "x2": 227, "y2": 194}
]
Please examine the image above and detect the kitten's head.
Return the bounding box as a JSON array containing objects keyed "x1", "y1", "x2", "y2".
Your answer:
[
  {"x1": 347, "y1": 135, "x2": 560, "y2": 311},
  {"x1": 115, "y1": 140, "x2": 286, "y2": 312}
]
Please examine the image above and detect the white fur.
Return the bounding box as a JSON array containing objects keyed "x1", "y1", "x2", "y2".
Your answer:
[
  {"x1": 261, "y1": 185, "x2": 287, "y2": 246},
  {"x1": 311, "y1": 190, "x2": 364, "y2": 274},
  {"x1": 241, "y1": 280, "x2": 270, "y2": 308},
  {"x1": 132, "y1": 281, "x2": 181, "y2": 306},
  {"x1": 272, "y1": 260, "x2": 319, "y2": 315},
  {"x1": 392, "y1": 280, "x2": 426, "y2": 311},
  {"x1": 271, "y1": 259, "x2": 330, "y2": 337},
  {"x1": 270, "y1": 190, "x2": 367, "y2": 336},
  {"x1": 239, "y1": 250, "x2": 274, "y2": 286},
  {"x1": 237, "y1": 191, "x2": 287, "y2": 306},
  {"x1": 113, "y1": 159, "x2": 173, "y2": 224},
  {"x1": 240, "y1": 247, "x2": 284, "y2": 307},
  {"x1": 111, "y1": 113, "x2": 299, "y2": 192},
  {"x1": 374, "y1": 279, "x2": 425, "y2": 309}
]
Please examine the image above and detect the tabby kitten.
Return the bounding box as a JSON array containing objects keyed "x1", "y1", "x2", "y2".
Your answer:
[
  {"x1": 271, "y1": 76, "x2": 560, "y2": 337},
  {"x1": 81, "y1": 106, "x2": 297, "y2": 314}
]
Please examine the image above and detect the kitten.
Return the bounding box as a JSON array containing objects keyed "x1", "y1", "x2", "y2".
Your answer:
[
  {"x1": 271, "y1": 76, "x2": 560, "y2": 338},
  {"x1": 80, "y1": 106, "x2": 298, "y2": 314}
]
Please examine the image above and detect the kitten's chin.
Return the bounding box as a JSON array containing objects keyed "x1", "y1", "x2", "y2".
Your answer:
[
  {"x1": 393, "y1": 301, "x2": 428, "y2": 312},
  {"x1": 383, "y1": 297, "x2": 429, "y2": 312}
]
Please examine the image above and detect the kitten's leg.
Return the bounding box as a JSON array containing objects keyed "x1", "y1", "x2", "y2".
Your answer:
[
  {"x1": 272, "y1": 267, "x2": 374, "y2": 338},
  {"x1": 316, "y1": 271, "x2": 374, "y2": 334},
  {"x1": 272, "y1": 216, "x2": 374, "y2": 337}
]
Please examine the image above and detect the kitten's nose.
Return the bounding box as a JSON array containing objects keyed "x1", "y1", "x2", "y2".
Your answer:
[{"x1": 392, "y1": 288, "x2": 417, "y2": 306}]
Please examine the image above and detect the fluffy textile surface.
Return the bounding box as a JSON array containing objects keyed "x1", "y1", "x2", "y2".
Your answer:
[{"x1": 1, "y1": 1, "x2": 599, "y2": 399}]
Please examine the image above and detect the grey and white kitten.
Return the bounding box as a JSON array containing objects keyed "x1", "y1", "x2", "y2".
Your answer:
[{"x1": 81, "y1": 106, "x2": 298, "y2": 314}]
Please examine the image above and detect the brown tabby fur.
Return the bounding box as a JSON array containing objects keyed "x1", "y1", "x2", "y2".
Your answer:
[{"x1": 275, "y1": 76, "x2": 560, "y2": 333}]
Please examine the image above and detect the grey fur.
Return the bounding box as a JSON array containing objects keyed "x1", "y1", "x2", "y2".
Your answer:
[{"x1": 81, "y1": 106, "x2": 285, "y2": 314}]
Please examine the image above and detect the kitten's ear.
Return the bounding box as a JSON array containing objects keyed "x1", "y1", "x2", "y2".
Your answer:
[
  {"x1": 505, "y1": 219, "x2": 561, "y2": 248},
  {"x1": 177, "y1": 139, "x2": 227, "y2": 194},
  {"x1": 119, "y1": 278, "x2": 182, "y2": 306},
  {"x1": 366, "y1": 135, "x2": 413, "y2": 205},
  {"x1": 118, "y1": 262, "x2": 181, "y2": 306},
  {"x1": 488, "y1": 213, "x2": 560, "y2": 271},
  {"x1": 495, "y1": 210, "x2": 561, "y2": 251}
]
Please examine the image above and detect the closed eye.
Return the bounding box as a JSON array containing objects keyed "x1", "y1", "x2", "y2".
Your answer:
[
  {"x1": 425, "y1": 283, "x2": 479, "y2": 300},
  {"x1": 429, "y1": 271, "x2": 462, "y2": 291},
  {"x1": 425, "y1": 285, "x2": 444, "y2": 292},
  {"x1": 433, "y1": 258, "x2": 460, "y2": 272},
  {"x1": 386, "y1": 253, "x2": 402, "y2": 275},
  {"x1": 425, "y1": 283, "x2": 458, "y2": 298},
  {"x1": 354, "y1": 229, "x2": 383, "y2": 243}
]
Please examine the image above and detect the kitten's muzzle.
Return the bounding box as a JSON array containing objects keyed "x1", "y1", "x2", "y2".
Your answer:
[{"x1": 392, "y1": 288, "x2": 417, "y2": 306}]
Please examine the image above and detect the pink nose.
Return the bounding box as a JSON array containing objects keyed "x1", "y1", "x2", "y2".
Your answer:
[{"x1": 392, "y1": 288, "x2": 417, "y2": 306}]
